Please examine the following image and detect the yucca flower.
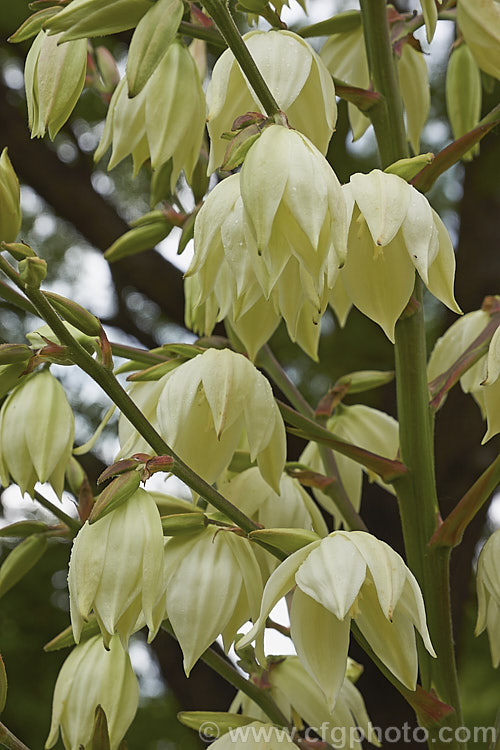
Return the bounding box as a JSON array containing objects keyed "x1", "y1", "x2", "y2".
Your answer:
[
  {"x1": 457, "y1": 0, "x2": 500, "y2": 80},
  {"x1": 0, "y1": 148, "x2": 21, "y2": 242},
  {"x1": 339, "y1": 169, "x2": 461, "y2": 341},
  {"x1": 0, "y1": 370, "x2": 74, "y2": 498},
  {"x1": 68, "y1": 488, "x2": 166, "y2": 646},
  {"x1": 163, "y1": 527, "x2": 262, "y2": 674},
  {"x1": 238, "y1": 531, "x2": 435, "y2": 709},
  {"x1": 156, "y1": 348, "x2": 286, "y2": 491},
  {"x1": 207, "y1": 29, "x2": 336, "y2": 172},
  {"x1": 46, "y1": 635, "x2": 138, "y2": 750},
  {"x1": 300, "y1": 404, "x2": 399, "y2": 527},
  {"x1": 428, "y1": 308, "x2": 500, "y2": 442},
  {"x1": 475, "y1": 529, "x2": 500, "y2": 668}
]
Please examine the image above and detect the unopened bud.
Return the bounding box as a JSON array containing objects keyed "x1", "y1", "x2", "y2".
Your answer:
[
  {"x1": 0, "y1": 520, "x2": 50, "y2": 539},
  {"x1": 384, "y1": 153, "x2": 434, "y2": 181},
  {"x1": 1, "y1": 241, "x2": 36, "y2": 261},
  {"x1": 45, "y1": 291, "x2": 101, "y2": 336},
  {"x1": 0, "y1": 534, "x2": 48, "y2": 598},
  {"x1": 446, "y1": 42, "x2": 482, "y2": 161},
  {"x1": 161, "y1": 512, "x2": 207, "y2": 536},
  {"x1": 89, "y1": 471, "x2": 142, "y2": 524},
  {"x1": 8, "y1": 7, "x2": 60, "y2": 44},
  {"x1": 95, "y1": 46, "x2": 120, "y2": 92},
  {"x1": 104, "y1": 220, "x2": 171, "y2": 262},
  {"x1": 249, "y1": 527, "x2": 320, "y2": 556},
  {"x1": 221, "y1": 123, "x2": 263, "y2": 171},
  {"x1": 18, "y1": 256, "x2": 47, "y2": 288},
  {"x1": 0, "y1": 344, "x2": 31, "y2": 366},
  {"x1": 336, "y1": 369, "x2": 395, "y2": 393},
  {"x1": 0, "y1": 149, "x2": 21, "y2": 243}
]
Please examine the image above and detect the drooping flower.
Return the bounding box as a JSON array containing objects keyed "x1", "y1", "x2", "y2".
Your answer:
[
  {"x1": 238, "y1": 531, "x2": 435, "y2": 709},
  {"x1": 156, "y1": 348, "x2": 286, "y2": 491},
  {"x1": 163, "y1": 527, "x2": 262, "y2": 674},
  {"x1": 300, "y1": 404, "x2": 399, "y2": 527},
  {"x1": 68, "y1": 488, "x2": 166, "y2": 646},
  {"x1": 185, "y1": 171, "x2": 337, "y2": 360},
  {"x1": 0, "y1": 370, "x2": 74, "y2": 498},
  {"x1": 0, "y1": 148, "x2": 21, "y2": 243},
  {"x1": 24, "y1": 31, "x2": 87, "y2": 139},
  {"x1": 46, "y1": 635, "x2": 138, "y2": 750},
  {"x1": 339, "y1": 170, "x2": 461, "y2": 341},
  {"x1": 457, "y1": 0, "x2": 500, "y2": 81},
  {"x1": 207, "y1": 29, "x2": 336, "y2": 172},
  {"x1": 427, "y1": 306, "x2": 500, "y2": 442},
  {"x1": 475, "y1": 529, "x2": 500, "y2": 668}
]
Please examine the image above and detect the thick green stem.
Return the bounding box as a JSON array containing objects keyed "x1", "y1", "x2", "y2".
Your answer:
[
  {"x1": 201, "y1": 0, "x2": 281, "y2": 117},
  {"x1": 161, "y1": 622, "x2": 291, "y2": 729},
  {"x1": 359, "y1": 0, "x2": 408, "y2": 166},
  {"x1": 358, "y1": 3, "x2": 464, "y2": 744}
]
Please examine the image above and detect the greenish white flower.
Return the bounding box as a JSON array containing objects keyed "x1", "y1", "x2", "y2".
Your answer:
[
  {"x1": 0, "y1": 370, "x2": 74, "y2": 498},
  {"x1": 185, "y1": 172, "x2": 333, "y2": 361},
  {"x1": 340, "y1": 170, "x2": 461, "y2": 341},
  {"x1": 117, "y1": 378, "x2": 165, "y2": 458},
  {"x1": 44, "y1": 0, "x2": 153, "y2": 42},
  {"x1": 397, "y1": 43, "x2": 430, "y2": 156},
  {"x1": 457, "y1": 0, "x2": 500, "y2": 80},
  {"x1": 300, "y1": 404, "x2": 399, "y2": 528},
  {"x1": 207, "y1": 29, "x2": 336, "y2": 172},
  {"x1": 238, "y1": 531, "x2": 435, "y2": 709},
  {"x1": 421, "y1": 0, "x2": 442, "y2": 43},
  {"x1": 163, "y1": 527, "x2": 262, "y2": 674},
  {"x1": 96, "y1": 41, "x2": 205, "y2": 188},
  {"x1": 475, "y1": 529, "x2": 500, "y2": 668},
  {"x1": 428, "y1": 309, "x2": 500, "y2": 442},
  {"x1": 446, "y1": 43, "x2": 482, "y2": 161},
  {"x1": 0, "y1": 148, "x2": 21, "y2": 243},
  {"x1": 68, "y1": 488, "x2": 166, "y2": 646},
  {"x1": 156, "y1": 348, "x2": 286, "y2": 491},
  {"x1": 207, "y1": 722, "x2": 296, "y2": 749},
  {"x1": 24, "y1": 31, "x2": 87, "y2": 139},
  {"x1": 46, "y1": 635, "x2": 138, "y2": 750},
  {"x1": 240, "y1": 124, "x2": 347, "y2": 297}
]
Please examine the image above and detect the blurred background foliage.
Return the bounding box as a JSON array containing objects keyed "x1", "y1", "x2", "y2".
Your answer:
[{"x1": 0, "y1": 0, "x2": 499, "y2": 747}]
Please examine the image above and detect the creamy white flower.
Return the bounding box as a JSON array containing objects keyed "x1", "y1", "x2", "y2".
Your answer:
[
  {"x1": 476, "y1": 529, "x2": 500, "y2": 668},
  {"x1": 46, "y1": 635, "x2": 138, "y2": 750},
  {"x1": 238, "y1": 531, "x2": 435, "y2": 709}
]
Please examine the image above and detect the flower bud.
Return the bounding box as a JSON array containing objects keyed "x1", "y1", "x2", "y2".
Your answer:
[
  {"x1": 24, "y1": 31, "x2": 87, "y2": 139},
  {"x1": 421, "y1": 0, "x2": 440, "y2": 43},
  {"x1": 340, "y1": 170, "x2": 461, "y2": 341},
  {"x1": 18, "y1": 256, "x2": 47, "y2": 288},
  {"x1": 68, "y1": 488, "x2": 166, "y2": 646},
  {"x1": 446, "y1": 42, "x2": 482, "y2": 160},
  {"x1": 46, "y1": 635, "x2": 139, "y2": 750},
  {"x1": 475, "y1": 529, "x2": 500, "y2": 668},
  {"x1": 0, "y1": 149, "x2": 21, "y2": 243},
  {"x1": 0, "y1": 370, "x2": 74, "y2": 498},
  {"x1": 207, "y1": 30, "x2": 336, "y2": 172},
  {"x1": 95, "y1": 46, "x2": 120, "y2": 92},
  {"x1": 104, "y1": 217, "x2": 172, "y2": 262},
  {"x1": 155, "y1": 348, "x2": 286, "y2": 490},
  {"x1": 44, "y1": 292, "x2": 101, "y2": 336},
  {"x1": 164, "y1": 527, "x2": 262, "y2": 674},
  {"x1": 44, "y1": 0, "x2": 153, "y2": 42},
  {"x1": 397, "y1": 42, "x2": 430, "y2": 155},
  {"x1": 457, "y1": 0, "x2": 500, "y2": 80}
]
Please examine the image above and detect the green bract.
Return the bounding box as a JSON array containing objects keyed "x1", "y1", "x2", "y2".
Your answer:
[
  {"x1": 46, "y1": 635, "x2": 139, "y2": 750},
  {"x1": 0, "y1": 370, "x2": 74, "y2": 498},
  {"x1": 24, "y1": 31, "x2": 87, "y2": 139},
  {"x1": 207, "y1": 29, "x2": 336, "y2": 172}
]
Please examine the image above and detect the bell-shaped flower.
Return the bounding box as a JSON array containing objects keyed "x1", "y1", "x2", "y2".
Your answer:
[
  {"x1": 95, "y1": 41, "x2": 205, "y2": 188},
  {"x1": 218, "y1": 467, "x2": 327, "y2": 574},
  {"x1": 46, "y1": 635, "x2": 138, "y2": 750},
  {"x1": 446, "y1": 43, "x2": 482, "y2": 161},
  {"x1": 156, "y1": 348, "x2": 286, "y2": 491},
  {"x1": 428, "y1": 308, "x2": 500, "y2": 442},
  {"x1": 397, "y1": 42, "x2": 430, "y2": 156},
  {"x1": 240, "y1": 124, "x2": 347, "y2": 298},
  {"x1": 43, "y1": 0, "x2": 152, "y2": 41},
  {"x1": 0, "y1": 148, "x2": 21, "y2": 243},
  {"x1": 475, "y1": 529, "x2": 500, "y2": 668},
  {"x1": 24, "y1": 31, "x2": 87, "y2": 139},
  {"x1": 207, "y1": 722, "x2": 296, "y2": 749},
  {"x1": 163, "y1": 527, "x2": 263, "y2": 675},
  {"x1": 68, "y1": 488, "x2": 166, "y2": 647},
  {"x1": 300, "y1": 404, "x2": 399, "y2": 528},
  {"x1": 207, "y1": 29, "x2": 336, "y2": 172},
  {"x1": 339, "y1": 170, "x2": 461, "y2": 341},
  {"x1": 117, "y1": 378, "x2": 166, "y2": 458},
  {"x1": 185, "y1": 172, "x2": 333, "y2": 361},
  {"x1": 230, "y1": 656, "x2": 376, "y2": 748},
  {"x1": 457, "y1": 0, "x2": 500, "y2": 81},
  {"x1": 238, "y1": 531, "x2": 435, "y2": 710},
  {"x1": 0, "y1": 370, "x2": 74, "y2": 498}
]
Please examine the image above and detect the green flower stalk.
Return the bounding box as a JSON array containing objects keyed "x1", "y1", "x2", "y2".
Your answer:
[
  {"x1": 475, "y1": 529, "x2": 500, "y2": 668},
  {"x1": 0, "y1": 149, "x2": 22, "y2": 243},
  {"x1": 207, "y1": 29, "x2": 336, "y2": 173},
  {"x1": 46, "y1": 635, "x2": 138, "y2": 750},
  {"x1": 24, "y1": 31, "x2": 87, "y2": 139},
  {"x1": 68, "y1": 488, "x2": 166, "y2": 646},
  {"x1": 0, "y1": 370, "x2": 74, "y2": 498},
  {"x1": 238, "y1": 531, "x2": 435, "y2": 710}
]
